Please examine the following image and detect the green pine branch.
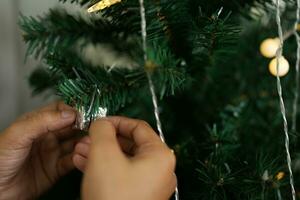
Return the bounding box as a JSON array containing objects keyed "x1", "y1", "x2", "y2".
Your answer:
[{"x1": 20, "y1": 8, "x2": 138, "y2": 59}]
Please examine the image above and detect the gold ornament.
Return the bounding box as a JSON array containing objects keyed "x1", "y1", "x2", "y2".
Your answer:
[
  {"x1": 260, "y1": 38, "x2": 280, "y2": 58},
  {"x1": 269, "y1": 56, "x2": 290, "y2": 77},
  {"x1": 275, "y1": 171, "x2": 285, "y2": 181},
  {"x1": 87, "y1": 0, "x2": 122, "y2": 13}
]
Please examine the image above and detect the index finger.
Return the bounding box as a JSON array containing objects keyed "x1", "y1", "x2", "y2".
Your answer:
[{"x1": 106, "y1": 116, "x2": 161, "y2": 147}]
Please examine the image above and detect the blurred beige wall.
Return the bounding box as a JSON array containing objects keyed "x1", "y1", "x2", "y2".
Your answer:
[{"x1": 0, "y1": 1, "x2": 59, "y2": 130}]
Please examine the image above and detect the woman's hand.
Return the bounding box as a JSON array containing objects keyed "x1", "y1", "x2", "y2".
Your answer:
[
  {"x1": 0, "y1": 102, "x2": 77, "y2": 200},
  {"x1": 74, "y1": 117, "x2": 177, "y2": 200}
]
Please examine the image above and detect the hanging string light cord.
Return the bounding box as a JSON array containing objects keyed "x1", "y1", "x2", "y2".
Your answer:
[
  {"x1": 138, "y1": 0, "x2": 179, "y2": 199},
  {"x1": 292, "y1": 0, "x2": 300, "y2": 132},
  {"x1": 275, "y1": 0, "x2": 296, "y2": 199},
  {"x1": 147, "y1": 75, "x2": 166, "y2": 142}
]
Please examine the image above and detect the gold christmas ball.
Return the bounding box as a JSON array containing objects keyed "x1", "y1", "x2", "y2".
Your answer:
[
  {"x1": 260, "y1": 38, "x2": 280, "y2": 58},
  {"x1": 269, "y1": 56, "x2": 290, "y2": 77}
]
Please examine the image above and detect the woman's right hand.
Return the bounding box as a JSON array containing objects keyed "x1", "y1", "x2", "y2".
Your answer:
[{"x1": 73, "y1": 117, "x2": 177, "y2": 200}]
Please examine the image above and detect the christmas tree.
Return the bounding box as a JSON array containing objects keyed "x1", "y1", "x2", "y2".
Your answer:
[{"x1": 20, "y1": 0, "x2": 300, "y2": 199}]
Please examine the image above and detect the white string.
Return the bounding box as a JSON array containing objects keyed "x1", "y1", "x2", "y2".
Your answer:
[
  {"x1": 139, "y1": 0, "x2": 148, "y2": 62},
  {"x1": 138, "y1": 0, "x2": 165, "y2": 141},
  {"x1": 292, "y1": 0, "x2": 300, "y2": 132},
  {"x1": 276, "y1": 188, "x2": 282, "y2": 200},
  {"x1": 275, "y1": 0, "x2": 296, "y2": 199},
  {"x1": 138, "y1": 0, "x2": 179, "y2": 199},
  {"x1": 147, "y1": 73, "x2": 166, "y2": 142}
]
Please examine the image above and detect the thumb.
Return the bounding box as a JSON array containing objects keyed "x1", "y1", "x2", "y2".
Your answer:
[
  {"x1": 88, "y1": 119, "x2": 124, "y2": 160},
  {"x1": 5, "y1": 109, "x2": 76, "y2": 144}
]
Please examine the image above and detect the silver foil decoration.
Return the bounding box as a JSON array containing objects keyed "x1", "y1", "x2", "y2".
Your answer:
[
  {"x1": 74, "y1": 88, "x2": 108, "y2": 131},
  {"x1": 74, "y1": 105, "x2": 108, "y2": 131}
]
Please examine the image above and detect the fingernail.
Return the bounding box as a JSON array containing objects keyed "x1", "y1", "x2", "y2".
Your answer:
[{"x1": 61, "y1": 110, "x2": 75, "y2": 119}]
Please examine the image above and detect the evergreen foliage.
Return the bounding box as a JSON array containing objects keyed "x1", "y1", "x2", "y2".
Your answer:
[{"x1": 20, "y1": 0, "x2": 300, "y2": 199}]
